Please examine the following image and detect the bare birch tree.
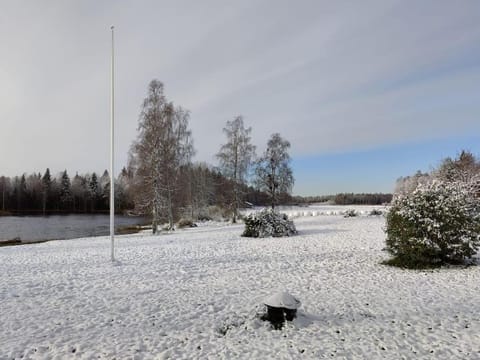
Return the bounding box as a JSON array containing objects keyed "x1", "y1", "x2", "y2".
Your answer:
[
  {"x1": 130, "y1": 80, "x2": 194, "y2": 233},
  {"x1": 216, "y1": 116, "x2": 256, "y2": 223},
  {"x1": 255, "y1": 133, "x2": 294, "y2": 210}
]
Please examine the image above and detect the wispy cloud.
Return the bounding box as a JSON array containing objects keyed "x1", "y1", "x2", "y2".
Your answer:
[{"x1": 1, "y1": 0, "x2": 479, "y2": 184}]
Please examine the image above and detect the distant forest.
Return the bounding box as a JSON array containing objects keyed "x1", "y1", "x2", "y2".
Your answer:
[
  {"x1": 0, "y1": 164, "x2": 274, "y2": 217},
  {"x1": 0, "y1": 166, "x2": 391, "y2": 217},
  {"x1": 293, "y1": 193, "x2": 392, "y2": 206}
]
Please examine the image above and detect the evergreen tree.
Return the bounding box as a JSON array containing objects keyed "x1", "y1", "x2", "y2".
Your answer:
[
  {"x1": 89, "y1": 173, "x2": 99, "y2": 212},
  {"x1": 59, "y1": 170, "x2": 72, "y2": 211},
  {"x1": 41, "y1": 168, "x2": 52, "y2": 214}
]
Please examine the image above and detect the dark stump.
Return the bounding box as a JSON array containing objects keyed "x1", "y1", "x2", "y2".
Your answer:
[
  {"x1": 284, "y1": 308, "x2": 297, "y2": 321},
  {"x1": 264, "y1": 305, "x2": 297, "y2": 329}
]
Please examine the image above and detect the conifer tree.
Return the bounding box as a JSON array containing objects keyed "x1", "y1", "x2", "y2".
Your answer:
[
  {"x1": 41, "y1": 168, "x2": 52, "y2": 214},
  {"x1": 89, "y1": 173, "x2": 99, "y2": 212},
  {"x1": 59, "y1": 170, "x2": 72, "y2": 211}
]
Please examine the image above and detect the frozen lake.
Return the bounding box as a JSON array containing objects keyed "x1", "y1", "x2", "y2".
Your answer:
[{"x1": 0, "y1": 214, "x2": 147, "y2": 242}]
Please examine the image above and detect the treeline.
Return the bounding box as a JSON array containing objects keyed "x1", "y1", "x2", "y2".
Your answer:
[
  {"x1": 395, "y1": 150, "x2": 480, "y2": 196},
  {"x1": 292, "y1": 193, "x2": 392, "y2": 205},
  {"x1": 0, "y1": 168, "x2": 131, "y2": 215},
  {"x1": 0, "y1": 165, "x2": 391, "y2": 216},
  {"x1": 332, "y1": 193, "x2": 392, "y2": 205},
  {"x1": 0, "y1": 163, "x2": 277, "y2": 216},
  {"x1": 292, "y1": 195, "x2": 334, "y2": 204}
]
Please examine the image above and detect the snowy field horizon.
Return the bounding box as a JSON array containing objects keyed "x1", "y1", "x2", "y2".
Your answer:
[{"x1": 1, "y1": 205, "x2": 479, "y2": 359}]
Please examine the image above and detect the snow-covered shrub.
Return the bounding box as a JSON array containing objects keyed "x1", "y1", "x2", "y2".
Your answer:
[
  {"x1": 343, "y1": 209, "x2": 358, "y2": 218},
  {"x1": 177, "y1": 218, "x2": 197, "y2": 228},
  {"x1": 242, "y1": 209, "x2": 297, "y2": 238},
  {"x1": 369, "y1": 209, "x2": 383, "y2": 216},
  {"x1": 385, "y1": 180, "x2": 480, "y2": 268},
  {"x1": 196, "y1": 213, "x2": 212, "y2": 221},
  {"x1": 197, "y1": 206, "x2": 226, "y2": 222}
]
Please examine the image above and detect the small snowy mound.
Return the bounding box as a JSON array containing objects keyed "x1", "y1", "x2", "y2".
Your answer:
[
  {"x1": 242, "y1": 209, "x2": 297, "y2": 238},
  {"x1": 264, "y1": 291, "x2": 301, "y2": 310}
]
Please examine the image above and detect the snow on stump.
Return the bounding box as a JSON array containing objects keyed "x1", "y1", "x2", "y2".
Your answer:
[
  {"x1": 242, "y1": 209, "x2": 297, "y2": 238},
  {"x1": 263, "y1": 291, "x2": 301, "y2": 329}
]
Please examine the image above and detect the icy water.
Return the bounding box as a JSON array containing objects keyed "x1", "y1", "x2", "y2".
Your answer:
[{"x1": 0, "y1": 214, "x2": 147, "y2": 242}]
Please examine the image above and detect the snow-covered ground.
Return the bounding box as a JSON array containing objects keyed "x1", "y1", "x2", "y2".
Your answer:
[
  {"x1": 244, "y1": 204, "x2": 387, "y2": 218},
  {"x1": 1, "y1": 206, "x2": 479, "y2": 359}
]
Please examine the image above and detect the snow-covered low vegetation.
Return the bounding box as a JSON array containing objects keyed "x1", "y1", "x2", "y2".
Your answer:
[
  {"x1": 385, "y1": 180, "x2": 480, "y2": 268},
  {"x1": 243, "y1": 204, "x2": 387, "y2": 218},
  {"x1": 242, "y1": 208, "x2": 297, "y2": 238},
  {"x1": 1, "y1": 205, "x2": 479, "y2": 359}
]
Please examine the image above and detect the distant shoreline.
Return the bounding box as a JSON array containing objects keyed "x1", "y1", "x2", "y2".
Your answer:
[
  {"x1": 0, "y1": 224, "x2": 146, "y2": 248},
  {"x1": 0, "y1": 210, "x2": 136, "y2": 217},
  {"x1": 0, "y1": 238, "x2": 48, "y2": 247}
]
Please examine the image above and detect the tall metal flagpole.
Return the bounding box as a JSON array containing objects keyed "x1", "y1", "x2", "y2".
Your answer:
[{"x1": 110, "y1": 25, "x2": 115, "y2": 262}]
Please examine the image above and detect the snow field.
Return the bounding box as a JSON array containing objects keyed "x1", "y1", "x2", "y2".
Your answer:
[
  {"x1": 243, "y1": 204, "x2": 387, "y2": 218},
  {"x1": 1, "y1": 208, "x2": 479, "y2": 359}
]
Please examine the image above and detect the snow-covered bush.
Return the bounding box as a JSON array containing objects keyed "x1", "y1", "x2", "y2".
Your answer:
[
  {"x1": 369, "y1": 209, "x2": 383, "y2": 216},
  {"x1": 385, "y1": 180, "x2": 480, "y2": 268},
  {"x1": 177, "y1": 218, "x2": 197, "y2": 228},
  {"x1": 242, "y1": 209, "x2": 297, "y2": 238},
  {"x1": 343, "y1": 209, "x2": 358, "y2": 218},
  {"x1": 197, "y1": 206, "x2": 227, "y2": 222}
]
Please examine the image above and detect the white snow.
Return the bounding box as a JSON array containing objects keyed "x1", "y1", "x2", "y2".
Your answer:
[
  {"x1": 264, "y1": 291, "x2": 301, "y2": 310},
  {"x1": 243, "y1": 204, "x2": 387, "y2": 218},
  {"x1": 1, "y1": 205, "x2": 479, "y2": 359}
]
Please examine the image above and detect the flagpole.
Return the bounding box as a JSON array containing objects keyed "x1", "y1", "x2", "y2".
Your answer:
[{"x1": 110, "y1": 25, "x2": 115, "y2": 262}]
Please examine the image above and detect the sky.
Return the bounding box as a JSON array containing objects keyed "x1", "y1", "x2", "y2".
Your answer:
[{"x1": 1, "y1": 1, "x2": 479, "y2": 196}]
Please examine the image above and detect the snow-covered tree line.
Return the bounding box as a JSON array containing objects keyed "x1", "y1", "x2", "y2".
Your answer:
[
  {"x1": 0, "y1": 163, "x2": 279, "y2": 218},
  {"x1": 0, "y1": 169, "x2": 132, "y2": 215},
  {"x1": 332, "y1": 193, "x2": 392, "y2": 205},
  {"x1": 394, "y1": 150, "x2": 480, "y2": 196},
  {"x1": 0, "y1": 164, "x2": 275, "y2": 217}
]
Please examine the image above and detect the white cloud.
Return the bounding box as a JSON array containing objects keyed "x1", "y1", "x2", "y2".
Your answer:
[{"x1": 1, "y1": 0, "x2": 479, "y2": 177}]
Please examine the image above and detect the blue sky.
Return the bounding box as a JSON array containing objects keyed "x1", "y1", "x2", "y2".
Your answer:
[
  {"x1": 1, "y1": 1, "x2": 479, "y2": 196},
  {"x1": 292, "y1": 135, "x2": 480, "y2": 196}
]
